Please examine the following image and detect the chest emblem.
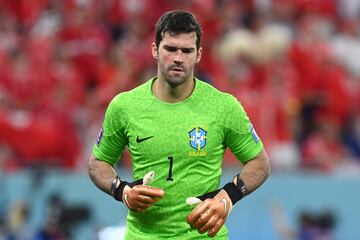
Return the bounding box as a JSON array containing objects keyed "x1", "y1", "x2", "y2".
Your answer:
[{"x1": 189, "y1": 127, "x2": 207, "y2": 150}]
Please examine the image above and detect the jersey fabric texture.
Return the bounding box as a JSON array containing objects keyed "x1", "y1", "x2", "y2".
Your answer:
[{"x1": 93, "y1": 77, "x2": 263, "y2": 239}]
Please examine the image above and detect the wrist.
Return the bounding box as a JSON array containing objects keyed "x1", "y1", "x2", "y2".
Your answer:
[
  {"x1": 222, "y1": 178, "x2": 247, "y2": 206},
  {"x1": 110, "y1": 176, "x2": 128, "y2": 202},
  {"x1": 236, "y1": 176, "x2": 248, "y2": 196}
]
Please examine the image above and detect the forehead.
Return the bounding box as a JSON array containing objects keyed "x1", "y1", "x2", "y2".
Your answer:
[{"x1": 160, "y1": 32, "x2": 197, "y2": 48}]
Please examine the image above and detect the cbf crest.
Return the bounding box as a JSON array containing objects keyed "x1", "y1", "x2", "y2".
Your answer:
[{"x1": 189, "y1": 127, "x2": 207, "y2": 151}]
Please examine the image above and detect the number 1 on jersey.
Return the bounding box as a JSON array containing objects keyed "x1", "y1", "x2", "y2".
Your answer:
[{"x1": 167, "y1": 156, "x2": 174, "y2": 181}]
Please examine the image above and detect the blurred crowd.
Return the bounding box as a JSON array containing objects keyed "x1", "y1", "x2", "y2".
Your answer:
[
  {"x1": 272, "y1": 203, "x2": 337, "y2": 240},
  {"x1": 0, "y1": 193, "x2": 91, "y2": 240},
  {"x1": 0, "y1": 0, "x2": 360, "y2": 174}
]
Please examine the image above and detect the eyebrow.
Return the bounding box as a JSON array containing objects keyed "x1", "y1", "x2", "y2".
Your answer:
[{"x1": 163, "y1": 45, "x2": 195, "y2": 52}]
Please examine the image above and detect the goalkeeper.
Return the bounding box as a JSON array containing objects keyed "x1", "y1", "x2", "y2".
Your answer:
[{"x1": 88, "y1": 10, "x2": 270, "y2": 239}]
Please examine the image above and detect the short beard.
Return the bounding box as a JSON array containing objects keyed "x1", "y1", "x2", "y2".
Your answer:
[{"x1": 160, "y1": 68, "x2": 190, "y2": 88}]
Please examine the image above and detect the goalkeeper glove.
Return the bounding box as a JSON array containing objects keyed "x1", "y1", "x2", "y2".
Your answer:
[
  {"x1": 186, "y1": 174, "x2": 247, "y2": 207},
  {"x1": 110, "y1": 171, "x2": 155, "y2": 202}
]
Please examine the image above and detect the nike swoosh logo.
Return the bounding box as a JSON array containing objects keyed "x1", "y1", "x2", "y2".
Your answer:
[{"x1": 136, "y1": 136, "x2": 154, "y2": 143}]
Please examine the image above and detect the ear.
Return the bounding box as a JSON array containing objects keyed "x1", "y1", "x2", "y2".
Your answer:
[
  {"x1": 196, "y1": 47, "x2": 202, "y2": 63},
  {"x1": 151, "y1": 43, "x2": 158, "y2": 59}
]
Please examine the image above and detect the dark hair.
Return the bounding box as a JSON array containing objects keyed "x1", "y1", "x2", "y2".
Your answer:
[{"x1": 155, "y1": 10, "x2": 202, "y2": 50}]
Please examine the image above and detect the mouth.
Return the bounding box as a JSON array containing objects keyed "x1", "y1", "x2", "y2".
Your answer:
[{"x1": 170, "y1": 67, "x2": 184, "y2": 73}]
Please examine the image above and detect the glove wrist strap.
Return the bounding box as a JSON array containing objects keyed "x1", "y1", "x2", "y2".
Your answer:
[
  {"x1": 193, "y1": 176, "x2": 248, "y2": 205},
  {"x1": 223, "y1": 176, "x2": 247, "y2": 206},
  {"x1": 110, "y1": 176, "x2": 144, "y2": 202},
  {"x1": 110, "y1": 176, "x2": 129, "y2": 202}
]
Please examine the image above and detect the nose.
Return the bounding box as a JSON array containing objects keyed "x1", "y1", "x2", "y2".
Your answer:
[{"x1": 173, "y1": 49, "x2": 184, "y2": 64}]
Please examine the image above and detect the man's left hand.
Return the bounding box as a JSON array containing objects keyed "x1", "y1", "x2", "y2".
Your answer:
[{"x1": 186, "y1": 190, "x2": 232, "y2": 237}]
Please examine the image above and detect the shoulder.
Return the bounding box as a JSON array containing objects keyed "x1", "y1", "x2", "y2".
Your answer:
[
  {"x1": 196, "y1": 79, "x2": 240, "y2": 106},
  {"x1": 196, "y1": 80, "x2": 250, "y2": 128},
  {"x1": 108, "y1": 79, "x2": 153, "y2": 111}
]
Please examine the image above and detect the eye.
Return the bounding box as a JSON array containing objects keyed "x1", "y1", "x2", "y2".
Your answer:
[
  {"x1": 181, "y1": 48, "x2": 194, "y2": 54},
  {"x1": 164, "y1": 46, "x2": 177, "y2": 52}
]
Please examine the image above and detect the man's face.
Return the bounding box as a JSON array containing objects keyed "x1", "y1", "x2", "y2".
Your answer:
[{"x1": 152, "y1": 31, "x2": 202, "y2": 87}]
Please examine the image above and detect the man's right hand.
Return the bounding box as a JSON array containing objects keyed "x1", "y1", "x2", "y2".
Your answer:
[{"x1": 122, "y1": 171, "x2": 165, "y2": 212}]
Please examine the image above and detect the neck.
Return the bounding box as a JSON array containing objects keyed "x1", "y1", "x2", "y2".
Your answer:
[{"x1": 152, "y1": 76, "x2": 195, "y2": 103}]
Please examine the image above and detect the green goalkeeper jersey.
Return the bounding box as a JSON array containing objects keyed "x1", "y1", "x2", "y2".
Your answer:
[{"x1": 93, "y1": 77, "x2": 263, "y2": 239}]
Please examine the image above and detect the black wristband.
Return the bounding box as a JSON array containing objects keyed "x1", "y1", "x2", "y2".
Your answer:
[
  {"x1": 111, "y1": 177, "x2": 144, "y2": 202},
  {"x1": 194, "y1": 178, "x2": 247, "y2": 205},
  {"x1": 113, "y1": 179, "x2": 129, "y2": 202},
  {"x1": 236, "y1": 174, "x2": 248, "y2": 197},
  {"x1": 222, "y1": 181, "x2": 247, "y2": 206}
]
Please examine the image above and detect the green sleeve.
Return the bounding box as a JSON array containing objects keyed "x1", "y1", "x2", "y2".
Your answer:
[
  {"x1": 224, "y1": 95, "x2": 263, "y2": 163},
  {"x1": 92, "y1": 95, "x2": 128, "y2": 166}
]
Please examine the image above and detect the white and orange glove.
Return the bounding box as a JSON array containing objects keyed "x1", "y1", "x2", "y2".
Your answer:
[
  {"x1": 110, "y1": 171, "x2": 165, "y2": 212},
  {"x1": 186, "y1": 175, "x2": 247, "y2": 237}
]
